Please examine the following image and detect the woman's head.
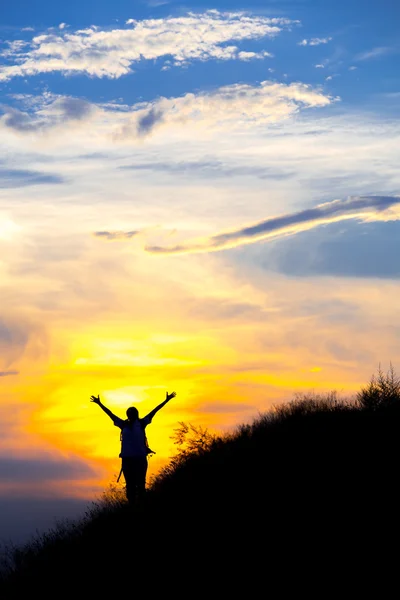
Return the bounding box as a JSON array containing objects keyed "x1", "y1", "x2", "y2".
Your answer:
[{"x1": 126, "y1": 406, "x2": 139, "y2": 421}]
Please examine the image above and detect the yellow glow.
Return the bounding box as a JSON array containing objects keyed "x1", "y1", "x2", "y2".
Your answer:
[{"x1": 1, "y1": 231, "x2": 399, "y2": 501}]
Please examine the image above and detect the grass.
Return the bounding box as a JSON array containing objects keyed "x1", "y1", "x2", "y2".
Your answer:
[{"x1": 1, "y1": 366, "x2": 399, "y2": 596}]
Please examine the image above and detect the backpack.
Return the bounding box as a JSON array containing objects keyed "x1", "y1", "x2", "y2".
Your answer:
[
  {"x1": 116, "y1": 419, "x2": 155, "y2": 483},
  {"x1": 119, "y1": 419, "x2": 156, "y2": 457}
]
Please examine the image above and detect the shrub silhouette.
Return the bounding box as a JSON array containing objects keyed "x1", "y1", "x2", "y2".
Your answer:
[{"x1": 357, "y1": 363, "x2": 400, "y2": 410}]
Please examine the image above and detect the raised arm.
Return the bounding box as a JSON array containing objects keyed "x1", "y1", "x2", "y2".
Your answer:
[
  {"x1": 145, "y1": 391, "x2": 176, "y2": 421},
  {"x1": 90, "y1": 395, "x2": 120, "y2": 422}
]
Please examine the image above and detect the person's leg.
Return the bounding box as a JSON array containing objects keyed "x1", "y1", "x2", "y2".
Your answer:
[
  {"x1": 136, "y1": 457, "x2": 148, "y2": 503},
  {"x1": 122, "y1": 458, "x2": 136, "y2": 504},
  {"x1": 122, "y1": 457, "x2": 148, "y2": 505}
]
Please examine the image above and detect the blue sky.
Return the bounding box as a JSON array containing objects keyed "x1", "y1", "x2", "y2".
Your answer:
[
  {"x1": 1, "y1": 0, "x2": 399, "y2": 110},
  {"x1": 0, "y1": 0, "x2": 400, "y2": 549}
]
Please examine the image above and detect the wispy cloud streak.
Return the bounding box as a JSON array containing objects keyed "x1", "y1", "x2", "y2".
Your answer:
[
  {"x1": 94, "y1": 231, "x2": 139, "y2": 240},
  {"x1": 355, "y1": 46, "x2": 394, "y2": 61},
  {"x1": 139, "y1": 196, "x2": 400, "y2": 255}
]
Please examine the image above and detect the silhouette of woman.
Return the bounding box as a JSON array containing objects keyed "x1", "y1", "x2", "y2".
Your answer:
[{"x1": 91, "y1": 391, "x2": 176, "y2": 504}]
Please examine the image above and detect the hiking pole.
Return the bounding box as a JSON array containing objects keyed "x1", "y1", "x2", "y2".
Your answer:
[{"x1": 117, "y1": 465, "x2": 123, "y2": 483}]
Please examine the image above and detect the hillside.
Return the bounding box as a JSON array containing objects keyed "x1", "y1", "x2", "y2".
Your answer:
[{"x1": 1, "y1": 367, "x2": 399, "y2": 596}]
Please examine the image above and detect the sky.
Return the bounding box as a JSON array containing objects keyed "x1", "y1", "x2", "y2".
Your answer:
[{"x1": 0, "y1": 0, "x2": 399, "y2": 547}]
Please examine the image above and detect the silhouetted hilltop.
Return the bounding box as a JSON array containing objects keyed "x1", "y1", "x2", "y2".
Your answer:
[{"x1": 1, "y1": 366, "x2": 399, "y2": 597}]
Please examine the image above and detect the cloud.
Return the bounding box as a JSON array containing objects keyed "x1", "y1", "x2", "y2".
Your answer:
[
  {"x1": 137, "y1": 107, "x2": 165, "y2": 136},
  {"x1": 119, "y1": 158, "x2": 294, "y2": 181},
  {"x1": 237, "y1": 50, "x2": 273, "y2": 60},
  {"x1": 0, "y1": 454, "x2": 97, "y2": 483},
  {"x1": 1, "y1": 80, "x2": 332, "y2": 141},
  {"x1": 0, "y1": 40, "x2": 29, "y2": 58},
  {"x1": 1, "y1": 108, "x2": 39, "y2": 133},
  {"x1": 179, "y1": 296, "x2": 266, "y2": 323},
  {"x1": 117, "y1": 80, "x2": 332, "y2": 139},
  {"x1": 146, "y1": 0, "x2": 170, "y2": 6},
  {"x1": 0, "y1": 370, "x2": 19, "y2": 377},
  {"x1": 0, "y1": 97, "x2": 95, "y2": 134},
  {"x1": 0, "y1": 166, "x2": 64, "y2": 188},
  {"x1": 355, "y1": 46, "x2": 393, "y2": 61},
  {"x1": 0, "y1": 318, "x2": 47, "y2": 370},
  {"x1": 55, "y1": 97, "x2": 94, "y2": 120},
  {"x1": 0, "y1": 320, "x2": 30, "y2": 366},
  {"x1": 298, "y1": 37, "x2": 332, "y2": 46},
  {"x1": 94, "y1": 230, "x2": 140, "y2": 240},
  {"x1": 0, "y1": 11, "x2": 297, "y2": 81},
  {"x1": 142, "y1": 196, "x2": 400, "y2": 254}
]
